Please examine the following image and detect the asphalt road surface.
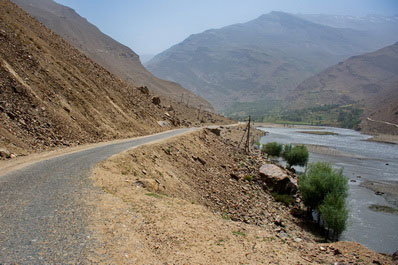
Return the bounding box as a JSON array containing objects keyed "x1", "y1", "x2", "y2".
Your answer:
[{"x1": 0, "y1": 128, "x2": 195, "y2": 264}]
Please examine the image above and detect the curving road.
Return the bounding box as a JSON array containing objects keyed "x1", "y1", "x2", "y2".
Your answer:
[
  {"x1": 366, "y1": 117, "x2": 398, "y2": 128},
  {"x1": 0, "y1": 128, "x2": 196, "y2": 264}
]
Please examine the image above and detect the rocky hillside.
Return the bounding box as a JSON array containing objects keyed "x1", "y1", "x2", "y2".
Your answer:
[
  {"x1": 90, "y1": 126, "x2": 394, "y2": 264},
  {"x1": 0, "y1": 0, "x2": 230, "y2": 156},
  {"x1": 146, "y1": 11, "x2": 396, "y2": 111},
  {"x1": 289, "y1": 42, "x2": 398, "y2": 135},
  {"x1": 11, "y1": 0, "x2": 213, "y2": 111}
]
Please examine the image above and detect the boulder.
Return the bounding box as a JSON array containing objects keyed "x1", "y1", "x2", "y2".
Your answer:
[
  {"x1": 137, "y1": 86, "x2": 149, "y2": 95},
  {"x1": 152, "y1": 96, "x2": 161, "y2": 105},
  {"x1": 0, "y1": 148, "x2": 11, "y2": 159},
  {"x1": 259, "y1": 164, "x2": 297, "y2": 194},
  {"x1": 392, "y1": 250, "x2": 398, "y2": 261},
  {"x1": 157, "y1": 120, "x2": 170, "y2": 127},
  {"x1": 207, "y1": 128, "x2": 221, "y2": 136}
]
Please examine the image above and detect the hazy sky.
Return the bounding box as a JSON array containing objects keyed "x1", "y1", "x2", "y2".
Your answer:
[{"x1": 55, "y1": 0, "x2": 397, "y2": 56}]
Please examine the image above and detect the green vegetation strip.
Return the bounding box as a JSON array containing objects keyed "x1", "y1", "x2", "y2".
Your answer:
[
  {"x1": 145, "y1": 192, "x2": 163, "y2": 199},
  {"x1": 299, "y1": 131, "x2": 338, "y2": 136},
  {"x1": 232, "y1": 231, "x2": 247, "y2": 237}
]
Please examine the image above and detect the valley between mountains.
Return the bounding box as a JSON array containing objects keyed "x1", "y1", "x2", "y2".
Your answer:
[{"x1": 1, "y1": 0, "x2": 398, "y2": 264}]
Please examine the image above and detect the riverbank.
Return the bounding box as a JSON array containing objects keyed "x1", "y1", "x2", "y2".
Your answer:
[
  {"x1": 361, "y1": 180, "x2": 398, "y2": 208},
  {"x1": 365, "y1": 134, "x2": 398, "y2": 145},
  {"x1": 88, "y1": 125, "x2": 393, "y2": 264},
  {"x1": 255, "y1": 122, "x2": 398, "y2": 144}
]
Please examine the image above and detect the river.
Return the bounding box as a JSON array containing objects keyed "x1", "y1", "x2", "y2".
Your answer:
[{"x1": 258, "y1": 125, "x2": 398, "y2": 254}]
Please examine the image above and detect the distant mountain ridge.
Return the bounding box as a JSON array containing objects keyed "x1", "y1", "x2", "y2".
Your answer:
[
  {"x1": 296, "y1": 13, "x2": 398, "y2": 34},
  {"x1": 11, "y1": 0, "x2": 213, "y2": 111},
  {"x1": 147, "y1": 11, "x2": 398, "y2": 111},
  {"x1": 290, "y1": 42, "x2": 398, "y2": 134}
]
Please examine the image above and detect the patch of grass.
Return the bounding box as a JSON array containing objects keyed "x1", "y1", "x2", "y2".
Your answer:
[
  {"x1": 163, "y1": 147, "x2": 172, "y2": 155},
  {"x1": 244, "y1": 175, "x2": 253, "y2": 181},
  {"x1": 221, "y1": 213, "x2": 231, "y2": 220},
  {"x1": 216, "y1": 239, "x2": 226, "y2": 245},
  {"x1": 299, "y1": 131, "x2": 338, "y2": 136},
  {"x1": 369, "y1": 204, "x2": 398, "y2": 214},
  {"x1": 145, "y1": 192, "x2": 163, "y2": 199},
  {"x1": 262, "y1": 237, "x2": 275, "y2": 242},
  {"x1": 232, "y1": 231, "x2": 247, "y2": 237},
  {"x1": 271, "y1": 192, "x2": 295, "y2": 206}
]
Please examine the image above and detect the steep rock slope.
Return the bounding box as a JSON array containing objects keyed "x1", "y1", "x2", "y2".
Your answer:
[
  {"x1": 289, "y1": 43, "x2": 398, "y2": 134},
  {"x1": 11, "y1": 0, "x2": 213, "y2": 111},
  {"x1": 146, "y1": 11, "x2": 395, "y2": 111},
  {"x1": 0, "y1": 0, "x2": 227, "y2": 156}
]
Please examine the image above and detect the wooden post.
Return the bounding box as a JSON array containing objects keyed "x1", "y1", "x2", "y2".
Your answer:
[
  {"x1": 197, "y1": 104, "x2": 202, "y2": 120},
  {"x1": 245, "y1": 116, "x2": 251, "y2": 153},
  {"x1": 180, "y1": 93, "x2": 184, "y2": 103}
]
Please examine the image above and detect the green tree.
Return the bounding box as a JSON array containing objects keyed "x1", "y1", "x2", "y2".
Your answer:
[
  {"x1": 282, "y1": 144, "x2": 309, "y2": 169},
  {"x1": 299, "y1": 162, "x2": 349, "y2": 241},
  {"x1": 262, "y1": 142, "x2": 282, "y2": 158},
  {"x1": 299, "y1": 162, "x2": 348, "y2": 212},
  {"x1": 319, "y1": 193, "x2": 348, "y2": 241}
]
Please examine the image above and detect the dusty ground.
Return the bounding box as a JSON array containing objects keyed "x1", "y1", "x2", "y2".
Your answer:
[{"x1": 90, "y1": 126, "x2": 394, "y2": 264}]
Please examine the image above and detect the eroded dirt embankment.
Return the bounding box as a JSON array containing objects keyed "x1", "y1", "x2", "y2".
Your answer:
[{"x1": 89, "y1": 126, "x2": 394, "y2": 264}]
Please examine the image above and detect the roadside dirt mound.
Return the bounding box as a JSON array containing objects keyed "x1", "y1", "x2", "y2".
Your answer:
[
  {"x1": 0, "y1": 0, "x2": 231, "y2": 156},
  {"x1": 91, "y1": 126, "x2": 393, "y2": 264}
]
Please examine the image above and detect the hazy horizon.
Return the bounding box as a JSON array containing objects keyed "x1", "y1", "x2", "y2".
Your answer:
[{"x1": 55, "y1": 0, "x2": 398, "y2": 56}]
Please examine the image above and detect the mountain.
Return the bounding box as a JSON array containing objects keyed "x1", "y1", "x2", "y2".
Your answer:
[
  {"x1": 289, "y1": 42, "x2": 398, "y2": 134},
  {"x1": 296, "y1": 13, "x2": 398, "y2": 41},
  {"x1": 0, "y1": 0, "x2": 229, "y2": 156},
  {"x1": 11, "y1": 0, "x2": 213, "y2": 111},
  {"x1": 140, "y1": 54, "x2": 155, "y2": 64},
  {"x1": 146, "y1": 11, "x2": 397, "y2": 111}
]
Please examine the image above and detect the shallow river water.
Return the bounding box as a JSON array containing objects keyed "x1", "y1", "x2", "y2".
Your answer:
[{"x1": 258, "y1": 126, "x2": 398, "y2": 254}]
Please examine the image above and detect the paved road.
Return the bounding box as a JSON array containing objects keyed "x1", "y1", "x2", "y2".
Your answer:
[{"x1": 0, "y1": 128, "x2": 195, "y2": 264}]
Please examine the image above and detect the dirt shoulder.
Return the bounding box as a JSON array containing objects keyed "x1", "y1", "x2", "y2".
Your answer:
[{"x1": 89, "y1": 126, "x2": 394, "y2": 264}]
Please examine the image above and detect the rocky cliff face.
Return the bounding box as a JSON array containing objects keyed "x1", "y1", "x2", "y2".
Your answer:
[
  {"x1": 11, "y1": 0, "x2": 213, "y2": 111},
  {"x1": 146, "y1": 11, "x2": 396, "y2": 111}
]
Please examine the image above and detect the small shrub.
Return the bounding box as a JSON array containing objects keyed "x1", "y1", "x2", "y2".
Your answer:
[
  {"x1": 262, "y1": 142, "x2": 283, "y2": 158},
  {"x1": 271, "y1": 192, "x2": 295, "y2": 206},
  {"x1": 244, "y1": 175, "x2": 253, "y2": 181},
  {"x1": 282, "y1": 144, "x2": 308, "y2": 168},
  {"x1": 221, "y1": 213, "x2": 231, "y2": 220}
]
